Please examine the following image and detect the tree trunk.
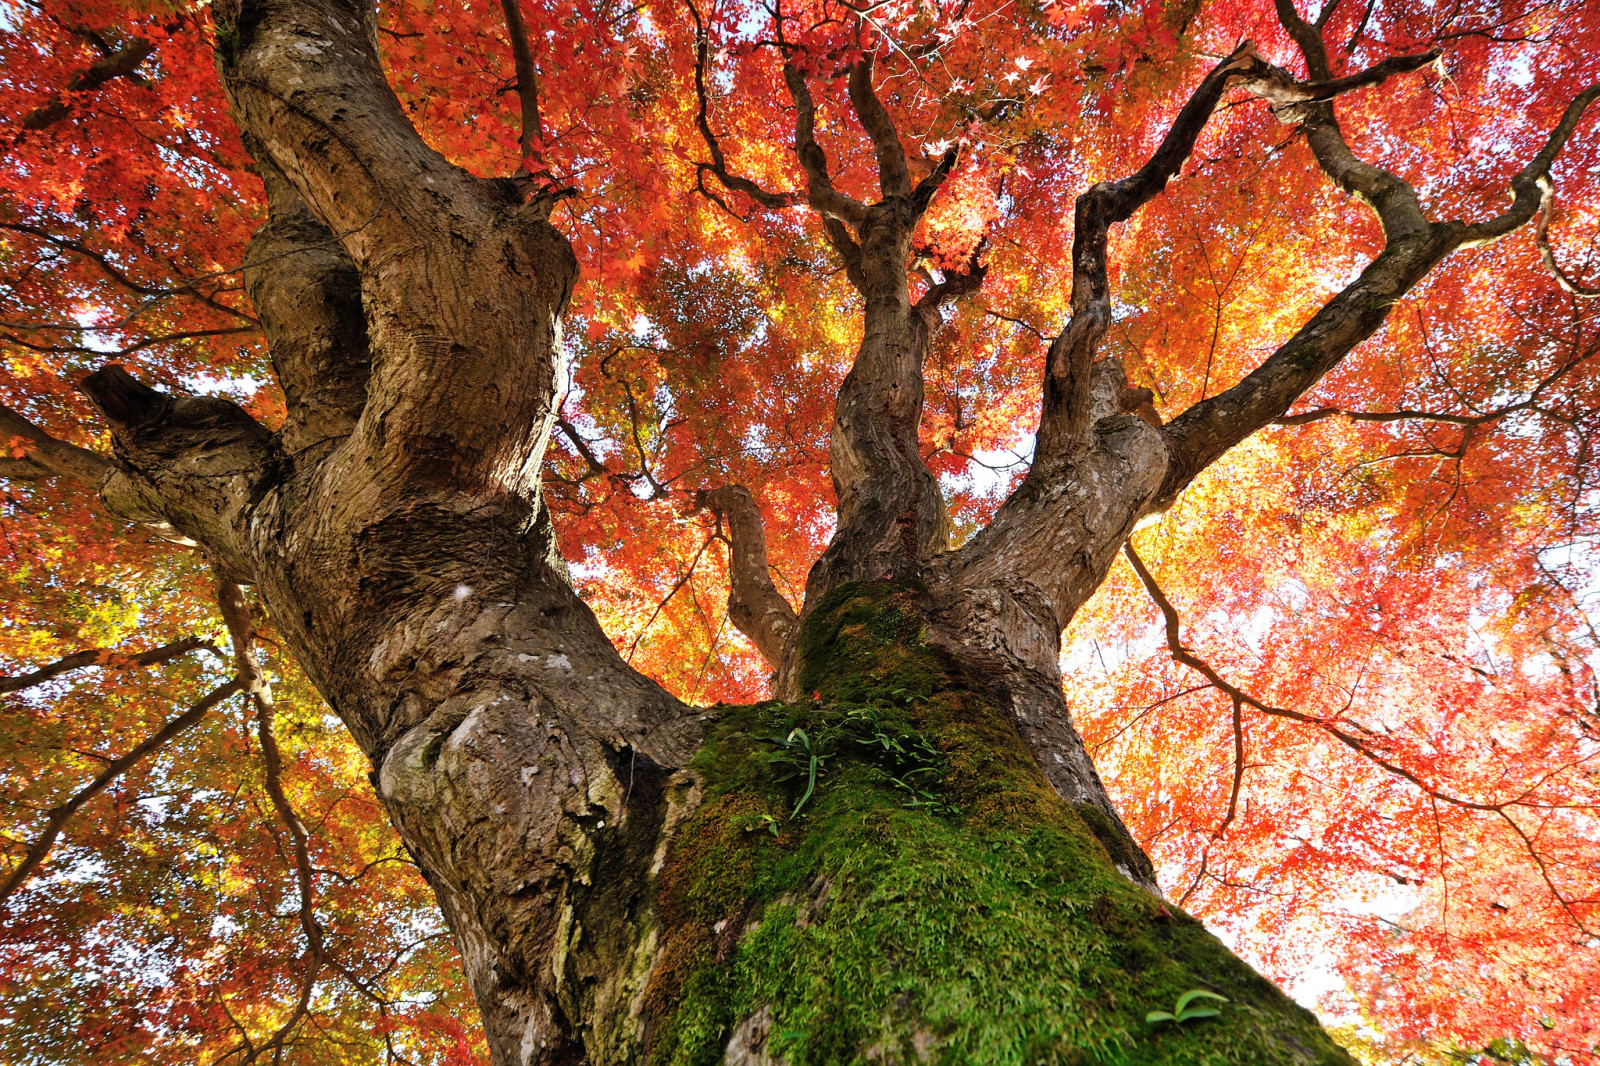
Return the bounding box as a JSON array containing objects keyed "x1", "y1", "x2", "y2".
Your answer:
[{"x1": 635, "y1": 582, "x2": 1350, "y2": 1066}]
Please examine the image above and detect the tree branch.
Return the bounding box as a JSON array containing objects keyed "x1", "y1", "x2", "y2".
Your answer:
[
  {"x1": 1032, "y1": 43, "x2": 1263, "y2": 470},
  {"x1": 1, "y1": 635, "x2": 218, "y2": 694},
  {"x1": 243, "y1": 164, "x2": 373, "y2": 455},
  {"x1": 498, "y1": 0, "x2": 546, "y2": 173},
  {"x1": 1156, "y1": 11, "x2": 1597, "y2": 503},
  {"x1": 1125, "y1": 540, "x2": 1599, "y2": 936},
  {"x1": 0, "y1": 402, "x2": 112, "y2": 485},
  {"x1": 216, "y1": 579, "x2": 326, "y2": 1064},
  {"x1": 914, "y1": 244, "x2": 988, "y2": 318},
  {"x1": 0, "y1": 678, "x2": 241, "y2": 904},
  {"x1": 13, "y1": 34, "x2": 157, "y2": 138},
  {"x1": 783, "y1": 64, "x2": 870, "y2": 229},
  {"x1": 845, "y1": 55, "x2": 911, "y2": 199},
  {"x1": 1534, "y1": 180, "x2": 1600, "y2": 297},
  {"x1": 1459, "y1": 85, "x2": 1600, "y2": 246},
  {"x1": 697, "y1": 485, "x2": 798, "y2": 670},
  {"x1": 216, "y1": 0, "x2": 581, "y2": 494},
  {"x1": 78, "y1": 364, "x2": 274, "y2": 580},
  {"x1": 687, "y1": 0, "x2": 798, "y2": 214},
  {"x1": 1214, "y1": 696, "x2": 1245, "y2": 841}
]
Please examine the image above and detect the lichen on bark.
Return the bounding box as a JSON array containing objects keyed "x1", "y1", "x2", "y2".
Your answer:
[{"x1": 643, "y1": 583, "x2": 1351, "y2": 1065}]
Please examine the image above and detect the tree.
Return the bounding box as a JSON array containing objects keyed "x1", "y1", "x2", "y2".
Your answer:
[{"x1": 2, "y1": 0, "x2": 1598, "y2": 1062}]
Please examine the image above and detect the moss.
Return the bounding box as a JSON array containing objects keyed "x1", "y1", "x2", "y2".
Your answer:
[{"x1": 645, "y1": 583, "x2": 1350, "y2": 1066}]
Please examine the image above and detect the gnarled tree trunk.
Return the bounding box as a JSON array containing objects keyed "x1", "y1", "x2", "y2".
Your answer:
[{"x1": 15, "y1": 0, "x2": 1592, "y2": 1062}]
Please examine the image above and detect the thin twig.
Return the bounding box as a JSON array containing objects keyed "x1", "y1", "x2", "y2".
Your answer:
[{"x1": 0, "y1": 679, "x2": 240, "y2": 903}]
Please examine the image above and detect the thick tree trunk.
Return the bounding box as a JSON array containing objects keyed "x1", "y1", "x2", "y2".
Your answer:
[{"x1": 635, "y1": 583, "x2": 1352, "y2": 1066}]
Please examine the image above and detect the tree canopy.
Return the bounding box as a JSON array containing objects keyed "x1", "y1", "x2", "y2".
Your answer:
[{"x1": 2, "y1": 0, "x2": 1599, "y2": 1062}]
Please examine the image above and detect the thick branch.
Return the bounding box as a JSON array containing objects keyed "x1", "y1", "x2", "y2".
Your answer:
[
  {"x1": 0, "y1": 678, "x2": 240, "y2": 904},
  {"x1": 913, "y1": 244, "x2": 988, "y2": 321},
  {"x1": 15, "y1": 34, "x2": 156, "y2": 136},
  {"x1": 910, "y1": 148, "x2": 958, "y2": 215},
  {"x1": 498, "y1": 0, "x2": 545, "y2": 171},
  {"x1": 1460, "y1": 89, "x2": 1600, "y2": 247},
  {"x1": 213, "y1": 0, "x2": 476, "y2": 259},
  {"x1": 1238, "y1": 49, "x2": 1439, "y2": 116},
  {"x1": 1033, "y1": 43, "x2": 1262, "y2": 469},
  {"x1": 1159, "y1": 227, "x2": 1456, "y2": 499},
  {"x1": 216, "y1": 0, "x2": 579, "y2": 495},
  {"x1": 1161, "y1": 76, "x2": 1597, "y2": 500},
  {"x1": 0, "y1": 402, "x2": 112, "y2": 485},
  {"x1": 79, "y1": 364, "x2": 275, "y2": 580},
  {"x1": 699, "y1": 486, "x2": 798, "y2": 670},
  {"x1": 783, "y1": 64, "x2": 870, "y2": 228},
  {"x1": 1258, "y1": 5, "x2": 1434, "y2": 242},
  {"x1": 1, "y1": 635, "x2": 217, "y2": 694},
  {"x1": 845, "y1": 56, "x2": 911, "y2": 199},
  {"x1": 243, "y1": 164, "x2": 372, "y2": 455}
]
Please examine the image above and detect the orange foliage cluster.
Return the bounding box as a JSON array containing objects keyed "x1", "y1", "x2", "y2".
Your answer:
[{"x1": 2, "y1": 0, "x2": 1599, "y2": 1062}]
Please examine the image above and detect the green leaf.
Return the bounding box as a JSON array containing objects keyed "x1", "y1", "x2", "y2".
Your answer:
[
  {"x1": 791, "y1": 753, "x2": 821, "y2": 818},
  {"x1": 1173, "y1": 989, "x2": 1228, "y2": 1015},
  {"x1": 1174, "y1": 1008, "x2": 1221, "y2": 1023},
  {"x1": 1144, "y1": 1011, "x2": 1176, "y2": 1025}
]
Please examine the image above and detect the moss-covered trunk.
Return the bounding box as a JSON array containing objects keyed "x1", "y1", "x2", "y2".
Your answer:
[{"x1": 629, "y1": 583, "x2": 1351, "y2": 1066}]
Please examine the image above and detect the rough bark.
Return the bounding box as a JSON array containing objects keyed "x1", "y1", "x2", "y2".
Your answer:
[{"x1": 26, "y1": 1, "x2": 1595, "y2": 1062}]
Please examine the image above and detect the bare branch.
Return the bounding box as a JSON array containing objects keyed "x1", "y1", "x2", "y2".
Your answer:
[
  {"x1": 1124, "y1": 540, "x2": 1598, "y2": 935},
  {"x1": 913, "y1": 244, "x2": 988, "y2": 322},
  {"x1": 0, "y1": 222, "x2": 259, "y2": 326},
  {"x1": 1460, "y1": 84, "x2": 1600, "y2": 245},
  {"x1": 1, "y1": 635, "x2": 219, "y2": 694},
  {"x1": 1260, "y1": 4, "x2": 1432, "y2": 241},
  {"x1": 1535, "y1": 181, "x2": 1600, "y2": 297},
  {"x1": 623, "y1": 536, "x2": 714, "y2": 663},
  {"x1": 911, "y1": 147, "x2": 958, "y2": 215},
  {"x1": 1238, "y1": 49, "x2": 1440, "y2": 116},
  {"x1": 1214, "y1": 696, "x2": 1245, "y2": 841},
  {"x1": 216, "y1": 580, "x2": 326, "y2": 1064}
]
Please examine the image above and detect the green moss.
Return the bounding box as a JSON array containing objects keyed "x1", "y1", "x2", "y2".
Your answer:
[{"x1": 646, "y1": 583, "x2": 1350, "y2": 1066}]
